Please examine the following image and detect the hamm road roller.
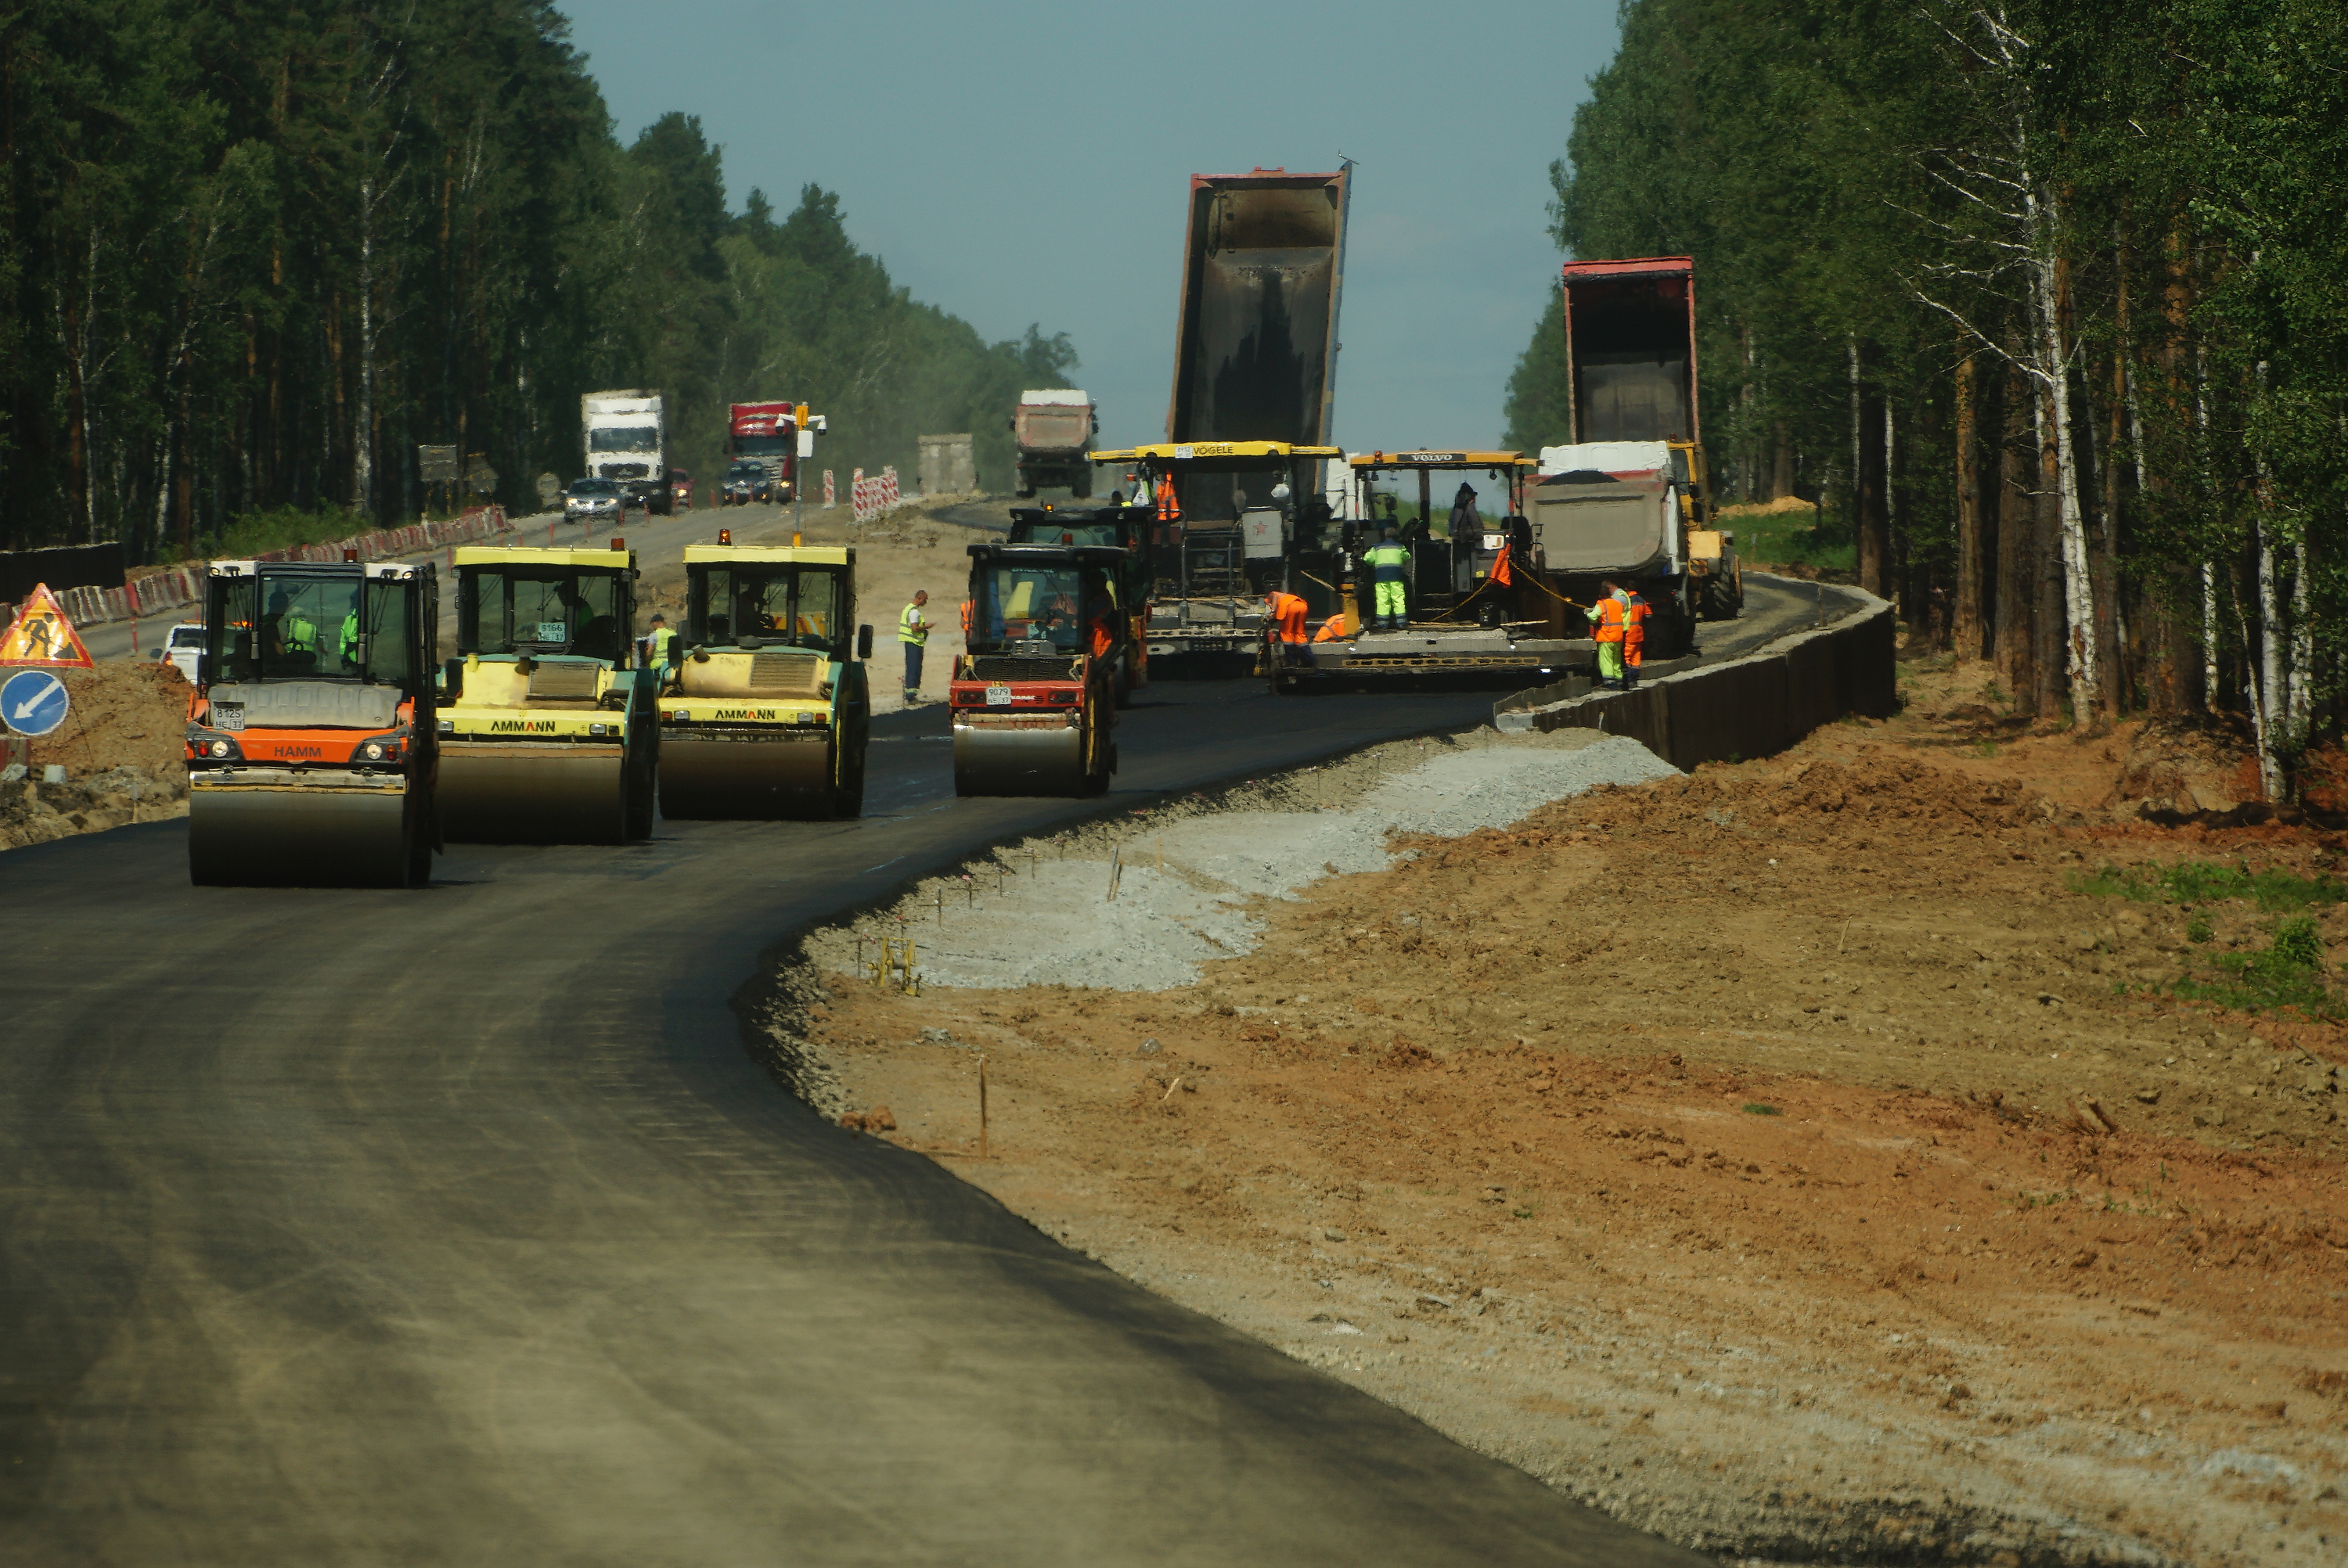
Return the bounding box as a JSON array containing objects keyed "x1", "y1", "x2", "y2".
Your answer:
[
  {"x1": 951, "y1": 542, "x2": 1129, "y2": 796},
  {"x1": 436, "y1": 541, "x2": 657, "y2": 843},
  {"x1": 185, "y1": 556, "x2": 440, "y2": 886},
  {"x1": 657, "y1": 539, "x2": 873, "y2": 818}
]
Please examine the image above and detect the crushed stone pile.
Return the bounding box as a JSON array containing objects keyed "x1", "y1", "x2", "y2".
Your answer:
[{"x1": 825, "y1": 734, "x2": 1677, "y2": 992}]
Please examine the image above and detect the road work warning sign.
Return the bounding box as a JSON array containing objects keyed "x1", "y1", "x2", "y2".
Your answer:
[{"x1": 0, "y1": 584, "x2": 96, "y2": 668}]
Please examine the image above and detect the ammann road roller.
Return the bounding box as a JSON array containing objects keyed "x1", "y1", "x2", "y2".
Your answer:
[
  {"x1": 436, "y1": 541, "x2": 657, "y2": 843},
  {"x1": 184, "y1": 556, "x2": 440, "y2": 886},
  {"x1": 950, "y1": 542, "x2": 1128, "y2": 796},
  {"x1": 657, "y1": 539, "x2": 873, "y2": 818}
]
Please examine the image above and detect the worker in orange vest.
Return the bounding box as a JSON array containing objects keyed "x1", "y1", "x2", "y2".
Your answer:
[
  {"x1": 1154, "y1": 473, "x2": 1181, "y2": 523},
  {"x1": 1621, "y1": 588, "x2": 1651, "y2": 687},
  {"x1": 1585, "y1": 578, "x2": 1628, "y2": 689},
  {"x1": 1266, "y1": 589, "x2": 1310, "y2": 667},
  {"x1": 1312, "y1": 611, "x2": 1349, "y2": 643}
]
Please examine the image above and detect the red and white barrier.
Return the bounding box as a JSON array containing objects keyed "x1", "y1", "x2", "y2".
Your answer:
[
  {"x1": 12, "y1": 505, "x2": 514, "y2": 632},
  {"x1": 850, "y1": 466, "x2": 906, "y2": 526},
  {"x1": 823, "y1": 469, "x2": 836, "y2": 509}
]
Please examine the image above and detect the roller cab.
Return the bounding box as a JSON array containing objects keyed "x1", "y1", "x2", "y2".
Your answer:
[
  {"x1": 951, "y1": 544, "x2": 1126, "y2": 797},
  {"x1": 1004, "y1": 504, "x2": 1154, "y2": 706},
  {"x1": 185, "y1": 558, "x2": 439, "y2": 887},
  {"x1": 657, "y1": 543, "x2": 872, "y2": 819},
  {"x1": 436, "y1": 544, "x2": 656, "y2": 843}
]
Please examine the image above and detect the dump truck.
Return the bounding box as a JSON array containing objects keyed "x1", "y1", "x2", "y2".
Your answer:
[
  {"x1": 949, "y1": 542, "x2": 1129, "y2": 795},
  {"x1": 726, "y1": 401, "x2": 800, "y2": 502},
  {"x1": 1003, "y1": 503, "x2": 1153, "y2": 703},
  {"x1": 1529, "y1": 257, "x2": 1740, "y2": 649},
  {"x1": 1012, "y1": 391, "x2": 1097, "y2": 498},
  {"x1": 657, "y1": 538, "x2": 873, "y2": 818},
  {"x1": 435, "y1": 541, "x2": 658, "y2": 842},
  {"x1": 1161, "y1": 166, "x2": 1352, "y2": 535},
  {"x1": 184, "y1": 556, "x2": 440, "y2": 886},
  {"x1": 583, "y1": 390, "x2": 672, "y2": 515},
  {"x1": 1089, "y1": 441, "x2": 1341, "y2": 678}
]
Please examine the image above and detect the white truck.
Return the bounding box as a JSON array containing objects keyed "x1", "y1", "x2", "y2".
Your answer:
[{"x1": 582, "y1": 390, "x2": 672, "y2": 516}]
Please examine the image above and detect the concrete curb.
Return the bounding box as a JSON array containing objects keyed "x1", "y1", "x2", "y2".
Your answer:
[{"x1": 1492, "y1": 574, "x2": 1896, "y2": 768}]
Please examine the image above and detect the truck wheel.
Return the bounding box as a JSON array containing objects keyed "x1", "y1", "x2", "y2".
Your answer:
[{"x1": 1071, "y1": 467, "x2": 1093, "y2": 500}]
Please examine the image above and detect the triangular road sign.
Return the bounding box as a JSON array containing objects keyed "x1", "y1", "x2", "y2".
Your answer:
[{"x1": 0, "y1": 584, "x2": 97, "y2": 668}]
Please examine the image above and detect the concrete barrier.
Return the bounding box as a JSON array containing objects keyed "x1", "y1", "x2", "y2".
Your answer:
[{"x1": 1493, "y1": 576, "x2": 1894, "y2": 769}]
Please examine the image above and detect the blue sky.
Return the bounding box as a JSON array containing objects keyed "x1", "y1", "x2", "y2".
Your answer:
[{"x1": 559, "y1": 0, "x2": 1622, "y2": 451}]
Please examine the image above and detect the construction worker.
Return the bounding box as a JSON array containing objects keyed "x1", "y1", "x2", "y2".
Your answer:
[
  {"x1": 1266, "y1": 588, "x2": 1310, "y2": 666},
  {"x1": 1585, "y1": 577, "x2": 1630, "y2": 689},
  {"x1": 1621, "y1": 588, "x2": 1650, "y2": 688},
  {"x1": 1154, "y1": 473, "x2": 1181, "y2": 523},
  {"x1": 1447, "y1": 482, "x2": 1479, "y2": 539},
  {"x1": 339, "y1": 605, "x2": 362, "y2": 669},
  {"x1": 1363, "y1": 525, "x2": 1411, "y2": 632},
  {"x1": 899, "y1": 589, "x2": 932, "y2": 703},
  {"x1": 1086, "y1": 583, "x2": 1120, "y2": 660},
  {"x1": 1312, "y1": 611, "x2": 1349, "y2": 643},
  {"x1": 641, "y1": 613, "x2": 676, "y2": 671},
  {"x1": 271, "y1": 590, "x2": 318, "y2": 660}
]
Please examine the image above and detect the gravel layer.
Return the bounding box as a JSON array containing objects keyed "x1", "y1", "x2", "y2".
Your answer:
[{"x1": 805, "y1": 731, "x2": 1676, "y2": 992}]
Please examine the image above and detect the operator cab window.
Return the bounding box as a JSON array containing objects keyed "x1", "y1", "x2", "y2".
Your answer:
[
  {"x1": 690, "y1": 567, "x2": 846, "y2": 656},
  {"x1": 462, "y1": 569, "x2": 625, "y2": 662}
]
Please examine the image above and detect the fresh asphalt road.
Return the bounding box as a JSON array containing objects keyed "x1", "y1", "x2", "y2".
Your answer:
[{"x1": 0, "y1": 673, "x2": 1719, "y2": 1565}]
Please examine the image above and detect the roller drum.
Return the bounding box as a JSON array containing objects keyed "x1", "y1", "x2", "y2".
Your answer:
[
  {"x1": 188, "y1": 780, "x2": 411, "y2": 887},
  {"x1": 660, "y1": 732, "x2": 835, "y2": 819},
  {"x1": 953, "y1": 717, "x2": 1088, "y2": 797},
  {"x1": 438, "y1": 743, "x2": 630, "y2": 844}
]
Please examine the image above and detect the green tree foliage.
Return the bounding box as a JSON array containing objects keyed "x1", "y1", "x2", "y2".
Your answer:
[
  {"x1": 1507, "y1": 0, "x2": 2348, "y2": 793},
  {"x1": 0, "y1": 2, "x2": 1074, "y2": 559}
]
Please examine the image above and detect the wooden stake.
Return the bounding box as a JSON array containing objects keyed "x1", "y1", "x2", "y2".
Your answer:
[{"x1": 978, "y1": 1055, "x2": 989, "y2": 1158}]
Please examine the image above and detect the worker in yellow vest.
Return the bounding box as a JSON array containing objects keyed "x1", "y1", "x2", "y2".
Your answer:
[
  {"x1": 899, "y1": 589, "x2": 932, "y2": 703},
  {"x1": 1363, "y1": 527, "x2": 1411, "y2": 632}
]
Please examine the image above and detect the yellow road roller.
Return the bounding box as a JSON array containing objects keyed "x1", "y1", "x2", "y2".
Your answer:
[
  {"x1": 184, "y1": 556, "x2": 441, "y2": 886},
  {"x1": 949, "y1": 542, "x2": 1126, "y2": 797},
  {"x1": 436, "y1": 541, "x2": 657, "y2": 843},
  {"x1": 656, "y1": 540, "x2": 873, "y2": 818}
]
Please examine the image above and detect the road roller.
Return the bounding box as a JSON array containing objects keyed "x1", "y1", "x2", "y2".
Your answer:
[
  {"x1": 656, "y1": 539, "x2": 874, "y2": 818},
  {"x1": 950, "y1": 542, "x2": 1129, "y2": 797},
  {"x1": 1004, "y1": 502, "x2": 1154, "y2": 707},
  {"x1": 184, "y1": 556, "x2": 440, "y2": 886},
  {"x1": 435, "y1": 541, "x2": 657, "y2": 843}
]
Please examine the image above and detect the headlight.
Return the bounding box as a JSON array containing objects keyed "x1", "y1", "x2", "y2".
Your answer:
[
  {"x1": 208, "y1": 739, "x2": 232, "y2": 758},
  {"x1": 589, "y1": 722, "x2": 608, "y2": 736},
  {"x1": 437, "y1": 719, "x2": 453, "y2": 733}
]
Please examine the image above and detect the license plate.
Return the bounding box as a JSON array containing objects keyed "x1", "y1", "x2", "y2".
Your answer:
[{"x1": 985, "y1": 684, "x2": 1013, "y2": 706}]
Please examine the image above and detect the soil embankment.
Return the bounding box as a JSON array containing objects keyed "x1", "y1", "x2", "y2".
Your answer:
[
  {"x1": 2, "y1": 660, "x2": 190, "y2": 851},
  {"x1": 760, "y1": 668, "x2": 2347, "y2": 1567}
]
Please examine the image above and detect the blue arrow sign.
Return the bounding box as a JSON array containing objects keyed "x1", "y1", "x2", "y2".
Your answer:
[{"x1": 1, "y1": 668, "x2": 70, "y2": 738}]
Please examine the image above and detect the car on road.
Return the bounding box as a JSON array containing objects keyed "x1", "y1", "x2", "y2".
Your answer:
[
  {"x1": 670, "y1": 468, "x2": 695, "y2": 510},
  {"x1": 564, "y1": 477, "x2": 625, "y2": 523},
  {"x1": 719, "y1": 459, "x2": 773, "y2": 507},
  {"x1": 157, "y1": 621, "x2": 204, "y2": 684}
]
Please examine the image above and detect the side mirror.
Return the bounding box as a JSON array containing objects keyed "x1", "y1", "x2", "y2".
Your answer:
[{"x1": 856, "y1": 624, "x2": 874, "y2": 661}]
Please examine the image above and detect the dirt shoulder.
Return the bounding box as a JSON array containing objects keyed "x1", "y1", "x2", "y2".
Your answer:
[
  {"x1": 2, "y1": 660, "x2": 191, "y2": 852},
  {"x1": 759, "y1": 672, "x2": 2347, "y2": 1567}
]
